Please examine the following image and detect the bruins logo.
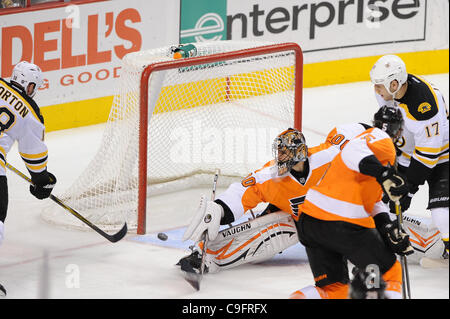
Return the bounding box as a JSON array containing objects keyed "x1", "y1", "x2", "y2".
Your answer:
[
  {"x1": 395, "y1": 136, "x2": 406, "y2": 148},
  {"x1": 418, "y1": 102, "x2": 432, "y2": 113}
]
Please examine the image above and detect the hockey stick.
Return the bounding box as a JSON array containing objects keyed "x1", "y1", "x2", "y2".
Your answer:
[
  {"x1": 395, "y1": 201, "x2": 411, "y2": 299},
  {"x1": 0, "y1": 283, "x2": 6, "y2": 297},
  {"x1": 200, "y1": 169, "x2": 220, "y2": 275},
  {"x1": 6, "y1": 163, "x2": 127, "y2": 243},
  {"x1": 183, "y1": 169, "x2": 220, "y2": 291}
]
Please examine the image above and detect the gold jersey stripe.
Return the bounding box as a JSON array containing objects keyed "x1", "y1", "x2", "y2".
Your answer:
[
  {"x1": 25, "y1": 161, "x2": 48, "y2": 172},
  {"x1": 415, "y1": 143, "x2": 449, "y2": 154},
  {"x1": 412, "y1": 152, "x2": 449, "y2": 166},
  {"x1": 401, "y1": 152, "x2": 411, "y2": 159},
  {"x1": 19, "y1": 150, "x2": 48, "y2": 160}
]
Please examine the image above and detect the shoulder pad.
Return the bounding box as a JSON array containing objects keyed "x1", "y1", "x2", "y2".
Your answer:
[{"x1": 397, "y1": 75, "x2": 439, "y2": 121}]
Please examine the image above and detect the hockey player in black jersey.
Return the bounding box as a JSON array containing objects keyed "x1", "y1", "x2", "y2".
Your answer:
[{"x1": 370, "y1": 55, "x2": 449, "y2": 261}]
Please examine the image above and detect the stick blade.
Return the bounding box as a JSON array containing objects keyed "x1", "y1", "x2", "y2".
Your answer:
[
  {"x1": 108, "y1": 223, "x2": 128, "y2": 243},
  {"x1": 0, "y1": 283, "x2": 6, "y2": 297},
  {"x1": 179, "y1": 258, "x2": 201, "y2": 291},
  {"x1": 183, "y1": 271, "x2": 201, "y2": 291}
]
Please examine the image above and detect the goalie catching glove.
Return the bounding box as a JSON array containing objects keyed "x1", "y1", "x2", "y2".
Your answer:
[
  {"x1": 182, "y1": 194, "x2": 224, "y2": 243},
  {"x1": 30, "y1": 172, "x2": 57, "y2": 200}
]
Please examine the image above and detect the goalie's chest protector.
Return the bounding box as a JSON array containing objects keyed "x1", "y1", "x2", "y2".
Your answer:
[{"x1": 301, "y1": 128, "x2": 397, "y2": 228}]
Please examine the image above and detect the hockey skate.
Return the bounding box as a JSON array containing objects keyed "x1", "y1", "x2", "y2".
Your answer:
[
  {"x1": 177, "y1": 248, "x2": 207, "y2": 274},
  {"x1": 177, "y1": 245, "x2": 218, "y2": 291},
  {"x1": 443, "y1": 240, "x2": 449, "y2": 259}
]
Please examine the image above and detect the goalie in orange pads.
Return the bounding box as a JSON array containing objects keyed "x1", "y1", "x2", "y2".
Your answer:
[{"x1": 180, "y1": 123, "x2": 368, "y2": 273}]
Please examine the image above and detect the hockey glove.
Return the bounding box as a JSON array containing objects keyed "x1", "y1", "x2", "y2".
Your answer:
[
  {"x1": 30, "y1": 172, "x2": 56, "y2": 200},
  {"x1": 376, "y1": 167, "x2": 408, "y2": 203},
  {"x1": 387, "y1": 183, "x2": 418, "y2": 214},
  {"x1": 374, "y1": 213, "x2": 414, "y2": 256},
  {"x1": 182, "y1": 194, "x2": 224, "y2": 243}
]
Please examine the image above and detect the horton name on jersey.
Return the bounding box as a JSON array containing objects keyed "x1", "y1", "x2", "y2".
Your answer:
[{"x1": 0, "y1": 84, "x2": 29, "y2": 118}]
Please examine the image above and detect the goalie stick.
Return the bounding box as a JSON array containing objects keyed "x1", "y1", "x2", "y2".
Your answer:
[
  {"x1": 6, "y1": 163, "x2": 127, "y2": 243},
  {"x1": 182, "y1": 169, "x2": 220, "y2": 291}
]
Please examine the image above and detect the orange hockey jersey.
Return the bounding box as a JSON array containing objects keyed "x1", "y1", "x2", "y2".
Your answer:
[
  {"x1": 301, "y1": 127, "x2": 397, "y2": 228},
  {"x1": 216, "y1": 123, "x2": 368, "y2": 222}
]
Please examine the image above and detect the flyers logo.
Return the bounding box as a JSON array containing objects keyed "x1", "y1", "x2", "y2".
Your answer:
[
  {"x1": 289, "y1": 196, "x2": 305, "y2": 217},
  {"x1": 418, "y1": 102, "x2": 432, "y2": 113}
]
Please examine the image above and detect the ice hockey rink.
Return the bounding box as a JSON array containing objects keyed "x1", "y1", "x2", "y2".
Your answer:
[{"x1": 0, "y1": 73, "x2": 448, "y2": 300}]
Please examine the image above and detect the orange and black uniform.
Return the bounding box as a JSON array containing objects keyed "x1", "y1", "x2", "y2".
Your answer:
[{"x1": 296, "y1": 127, "x2": 403, "y2": 299}]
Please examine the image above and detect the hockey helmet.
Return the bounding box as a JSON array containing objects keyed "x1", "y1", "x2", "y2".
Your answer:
[
  {"x1": 11, "y1": 61, "x2": 44, "y2": 98},
  {"x1": 370, "y1": 55, "x2": 407, "y2": 96},
  {"x1": 272, "y1": 128, "x2": 307, "y2": 175},
  {"x1": 373, "y1": 105, "x2": 404, "y2": 142}
]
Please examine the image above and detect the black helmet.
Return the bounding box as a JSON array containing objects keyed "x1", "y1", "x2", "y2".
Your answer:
[{"x1": 373, "y1": 106, "x2": 403, "y2": 141}]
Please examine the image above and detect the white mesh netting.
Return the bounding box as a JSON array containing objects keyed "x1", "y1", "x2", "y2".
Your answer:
[{"x1": 41, "y1": 41, "x2": 300, "y2": 233}]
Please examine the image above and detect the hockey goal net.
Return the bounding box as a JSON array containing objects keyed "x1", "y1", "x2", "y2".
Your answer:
[{"x1": 42, "y1": 41, "x2": 303, "y2": 234}]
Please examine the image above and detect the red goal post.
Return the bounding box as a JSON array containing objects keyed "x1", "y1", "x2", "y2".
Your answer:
[{"x1": 137, "y1": 43, "x2": 303, "y2": 234}]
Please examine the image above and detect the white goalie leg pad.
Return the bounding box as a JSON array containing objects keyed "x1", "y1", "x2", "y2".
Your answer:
[
  {"x1": 203, "y1": 212, "x2": 299, "y2": 273},
  {"x1": 401, "y1": 213, "x2": 444, "y2": 262}
]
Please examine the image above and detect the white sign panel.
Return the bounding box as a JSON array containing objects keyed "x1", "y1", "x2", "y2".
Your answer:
[{"x1": 180, "y1": 0, "x2": 448, "y2": 63}]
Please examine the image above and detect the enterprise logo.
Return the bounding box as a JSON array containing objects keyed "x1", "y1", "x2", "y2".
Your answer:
[{"x1": 180, "y1": 13, "x2": 225, "y2": 42}]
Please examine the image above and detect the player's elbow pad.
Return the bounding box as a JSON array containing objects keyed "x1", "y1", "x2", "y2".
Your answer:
[{"x1": 358, "y1": 155, "x2": 385, "y2": 178}]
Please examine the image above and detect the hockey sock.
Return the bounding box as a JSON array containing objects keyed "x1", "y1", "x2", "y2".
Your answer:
[{"x1": 382, "y1": 260, "x2": 402, "y2": 299}]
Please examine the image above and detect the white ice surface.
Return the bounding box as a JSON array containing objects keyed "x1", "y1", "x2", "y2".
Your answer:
[{"x1": 0, "y1": 74, "x2": 448, "y2": 299}]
